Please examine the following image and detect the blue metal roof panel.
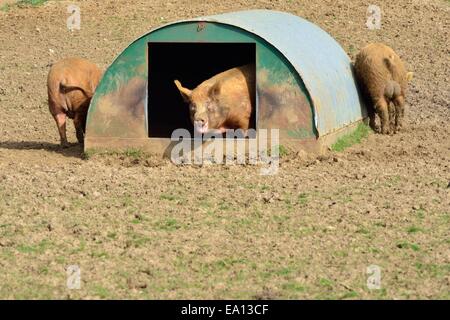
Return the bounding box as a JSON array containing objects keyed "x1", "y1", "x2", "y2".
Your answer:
[
  {"x1": 129, "y1": 9, "x2": 366, "y2": 136},
  {"x1": 193, "y1": 9, "x2": 366, "y2": 136}
]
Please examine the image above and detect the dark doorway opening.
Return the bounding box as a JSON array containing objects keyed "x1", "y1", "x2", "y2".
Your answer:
[{"x1": 147, "y1": 42, "x2": 256, "y2": 138}]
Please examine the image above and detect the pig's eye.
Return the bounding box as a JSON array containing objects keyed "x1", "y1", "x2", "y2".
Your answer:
[
  {"x1": 189, "y1": 104, "x2": 196, "y2": 112},
  {"x1": 207, "y1": 102, "x2": 214, "y2": 111}
]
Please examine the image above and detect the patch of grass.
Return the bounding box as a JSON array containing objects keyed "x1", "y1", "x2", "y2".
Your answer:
[
  {"x1": 0, "y1": 0, "x2": 48, "y2": 12},
  {"x1": 55, "y1": 256, "x2": 66, "y2": 264},
  {"x1": 282, "y1": 282, "x2": 306, "y2": 292},
  {"x1": 211, "y1": 258, "x2": 247, "y2": 271},
  {"x1": 339, "y1": 291, "x2": 359, "y2": 299},
  {"x1": 396, "y1": 242, "x2": 420, "y2": 251},
  {"x1": 90, "y1": 251, "x2": 109, "y2": 259},
  {"x1": 273, "y1": 214, "x2": 291, "y2": 224},
  {"x1": 198, "y1": 200, "x2": 213, "y2": 209},
  {"x1": 17, "y1": 239, "x2": 52, "y2": 254},
  {"x1": 9, "y1": 282, "x2": 54, "y2": 299},
  {"x1": 406, "y1": 226, "x2": 423, "y2": 233},
  {"x1": 16, "y1": 0, "x2": 48, "y2": 7},
  {"x1": 334, "y1": 250, "x2": 349, "y2": 257},
  {"x1": 298, "y1": 193, "x2": 308, "y2": 206},
  {"x1": 331, "y1": 123, "x2": 371, "y2": 152},
  {"x1": 0, "y1": 223, "x2": 14, "y2": 237},
  {"x1": 17, "y1": 245, "x2": 36, "y2": 254},
  {"x1": 233, "y1": 218, "x2": 252, "y2": 227},
  {"x1": 275, "y1": 267, "x2": 294, "y2": 277},
  {"x1": 369, "y1": 247, "x2": 381, "y2": 254},
  {"x1": 70, "y1": 240, "x2": 86, "y2": 254},
  {"x1": 218, "y1": 202, "x2": 231, "y2": 211},
  {"x1": 81, "y1": 149, "x2": 95, "y2": 160},
  {"x1": 415, "y1": 263, "x2": 450, "y2": 277},
  {"x1": 107, "y1": 232, "x2": 117, "y2": 239},
  {"x1": 250, "y1": 208, "x2": 263, "y2": 219},
  {"x1": 278, "y1": 145, "x2": 289, "y2": 157},
  {"x1": 72, "y1": 196, "x2": 86, "y2": 208},
  {"x1": 319, "y1": 278, "x2": 334, "y2": 288},
  {"x1": 356, "y1": 227, "x2": 370, "y2": 234},
  {"x1": 121, "y1": 194, "x2": 133, "y2": 207},
  {"x1": 126, "y1": 232, "x2": 151, "y2": 247},
  {"x1": 92, "y1": 285, "x2": 111, "y2": 299},
  {"x1": 414, "y1": 208, "x2": 426, "y2": 219},
  {"x1": 386, "y1": 175, "x2": 401, "y2": 186},
  {"x1": 154, "y1": 218, "x2": 180, "y2": 231},
  {"x1": 123, "y1": 148, "x2": 143, "y2": 159},
  {"x1": 268, "y1": 144, "x2": 289, "y2": 157},
  {"x1": 38, "y1": 266, "x2": 49, "y2": 275},
  {"x1": 370, "y1": 288, "x2": 388, "y2": 298},
  {"x1": 1, "y1": 4, "x2": 11, "y2": 12},
  {"x1": 348, "y1": 44, "x2": 357, "y2": 54},
  {"x1": 374, "y1": 222, "x2": 386, "y2": 227},
  {"x1": 341, "y1": 195, "x2": 353, "y2": 203},
  {"x1": 159, "y1": 194, "x2": 178, "y2": 201},
  {"x1": 294, "y1": 226, "x2": 314, "y2": 237}
]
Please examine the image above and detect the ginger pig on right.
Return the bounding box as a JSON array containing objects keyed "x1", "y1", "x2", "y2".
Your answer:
[{"x1": 354, "y1": 43, "x2": 414, "y2": 135}]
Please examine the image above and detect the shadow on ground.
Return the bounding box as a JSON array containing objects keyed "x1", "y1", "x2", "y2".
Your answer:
[{"x1": 0, "y1": 141, "x2": 84, "y2": 158}]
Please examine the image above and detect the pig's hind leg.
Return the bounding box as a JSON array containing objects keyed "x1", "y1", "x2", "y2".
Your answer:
[
  {"x1": 367, "y1": 104, "x2": 379, "y2": 133},
  {"x1": 374, "y1": 98, "x2": 390, "y2": 134},
  {"x1": 393, "y1": 95, "x2": 405, "y2": 133},
  {"x1": 53, "y1": 112, "x2": 69, "y2": 148},
  {"x1": 73, "y1": 110, "x2": 88, "y2": 144},
  {"x1": 388, "y1": 102, "x2": 396, "y2": 134}
]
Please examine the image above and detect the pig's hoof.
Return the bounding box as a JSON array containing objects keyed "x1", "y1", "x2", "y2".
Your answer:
[
  {"x1": 370, "y1": 124, "x2": 380, "y2": 133},
  {"x1": 76, "y1": 135, "x2": 85, "y2": 145},
  {"x1": 60, "y1": 142, "x2": 70, "y2": 149}
]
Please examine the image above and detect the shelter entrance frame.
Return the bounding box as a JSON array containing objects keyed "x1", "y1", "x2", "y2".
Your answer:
[{"x1": 146, "y1": 41, "x2": 257, "y2": 139}]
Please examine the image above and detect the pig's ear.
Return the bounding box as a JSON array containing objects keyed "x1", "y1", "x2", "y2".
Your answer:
[
  {"x1": 174, "y1": 80, "x2": 192, "y2": 102},
  {"x1": 209, "y1": 82, "x2": 221, "y2": 98}
]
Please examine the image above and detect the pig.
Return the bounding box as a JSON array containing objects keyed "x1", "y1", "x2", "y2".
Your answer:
[
  {"x1": 47, "y1": 57, "x2": 102, "y2": 147},
  {"x1": 174, "y1": 64, "x2": 255, "y2": 134},
  {"x1": 354, "y1": 43, "x2": 413, "y2": 134}
]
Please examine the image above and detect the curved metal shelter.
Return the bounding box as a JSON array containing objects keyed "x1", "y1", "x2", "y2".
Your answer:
[{"x1": 85, "y1": 9, "x2": 366, "y2": 154}]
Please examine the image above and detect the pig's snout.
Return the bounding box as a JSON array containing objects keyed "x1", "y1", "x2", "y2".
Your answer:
[{"x1": 193, "y1": 118, "x2": 209, "y2": 134}]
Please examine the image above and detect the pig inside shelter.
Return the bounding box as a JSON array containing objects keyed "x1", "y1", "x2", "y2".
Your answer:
[{"x1": 147, "y1": 42, "x2": 257, "y2": 138}]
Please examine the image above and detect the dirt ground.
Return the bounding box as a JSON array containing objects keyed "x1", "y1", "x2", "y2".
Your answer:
[{"x1": 0, "y1": 0, "x2": 449, "y2": 299}]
